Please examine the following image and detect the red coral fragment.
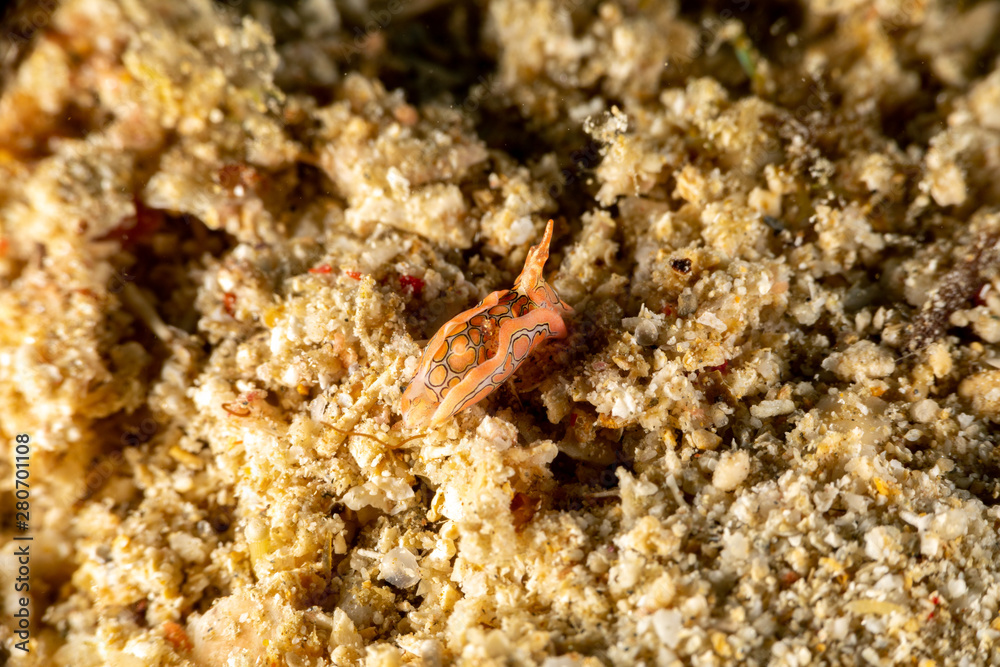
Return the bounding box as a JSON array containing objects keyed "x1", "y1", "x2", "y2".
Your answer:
[
  {"x1": 223, "y1": 292, "x2": 236, "y2": 316},
  {"x1": 99, "y1": 197, "x2": 164, "y2": 246},
  {"x1": 309, "y1": 264, "x2": 333, "y2": 274},
  {"x1": 974, "y1": 283, "x2": 991, "y2": 307},
  {"x1": 781, "y1": 570, "x2": 800, "y2": 586},
  {"x1": 162, "y1": 621, "x2": 192, "y2": 653},
  {"x1": 217, "y1": 162, "x2": 263, "y2": 193},
  {"x1": 399, "y1": 274, "x2": 425, "y2": 296}
]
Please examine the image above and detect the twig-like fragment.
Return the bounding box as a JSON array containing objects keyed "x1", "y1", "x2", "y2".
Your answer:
[{"x1": 905, "y1": 232, "x2": 1000, "y2": 351}]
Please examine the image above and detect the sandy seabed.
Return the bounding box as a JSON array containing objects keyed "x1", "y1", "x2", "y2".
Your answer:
[{"x1": 1, "y1": 0, "x2": 1000, "y2": 665}]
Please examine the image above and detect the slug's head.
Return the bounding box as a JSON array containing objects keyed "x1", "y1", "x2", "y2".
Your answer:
[{"x1": 401, "y1": 376, "x2": 438, "y2": 429}]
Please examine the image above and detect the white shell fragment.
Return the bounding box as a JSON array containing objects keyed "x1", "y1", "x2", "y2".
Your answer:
[
  {"x1": 380, "y1": 547, "x2": 421, "y2": 588},
  {"x1": 712, "y1": 450, "x2": 750, "y2": 491}
]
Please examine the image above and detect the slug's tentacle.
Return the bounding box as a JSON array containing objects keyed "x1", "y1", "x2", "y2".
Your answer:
[{"x1": 513, "y1": 218, "x2": 555, "y2": 293}]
